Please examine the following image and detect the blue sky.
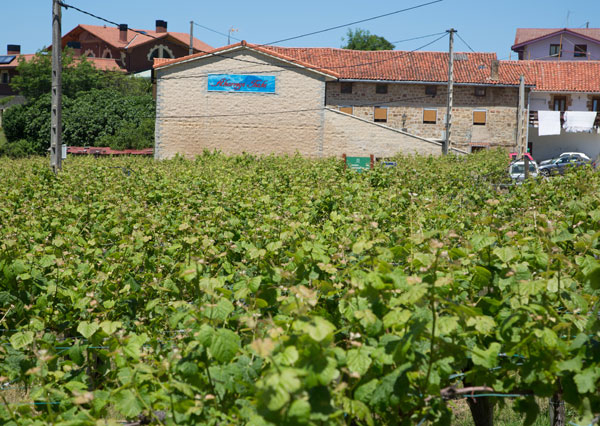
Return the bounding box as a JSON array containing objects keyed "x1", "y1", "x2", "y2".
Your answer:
[{"x1": 2, "y1": 0, "x2": 600, "y2": 59}]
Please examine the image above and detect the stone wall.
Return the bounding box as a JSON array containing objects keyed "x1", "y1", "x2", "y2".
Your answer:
[
  {"x1": 155, "y1": 50, "x2": 329, "y2": 159},
  {"x1": 326, "y1": 82, "x2": 521, "y2": 152}
]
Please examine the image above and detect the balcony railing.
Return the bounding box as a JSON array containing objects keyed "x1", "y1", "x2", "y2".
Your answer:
[{"x1": 529, "y1": 111, "x2": 600, "y2": 128}]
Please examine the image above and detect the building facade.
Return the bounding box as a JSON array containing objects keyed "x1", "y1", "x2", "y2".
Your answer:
[
  {"x1": 60, "y1": 21, "x2": 212, "y2": 74},
  {"x1": 154, "y1": 43, "x2": 532, "y2": 159},
  {"x1": 512, "y1": 28, "x2": 600, "y2": 61}
]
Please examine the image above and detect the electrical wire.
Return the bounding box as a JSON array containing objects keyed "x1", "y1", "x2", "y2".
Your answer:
[
  {"x1": 392, "y1": 32, "x2": 447, "y2": 44},
  {"x1": 455, "y1": 32, "x2": 475, "y2": 53},
  {"x1": 262, "y1": 0, "x2": 444, "y2": 46},
  {"x1": 58, "y1": 2, "x2": 448, "y2": 75},
  {"x1": 193, "y1": 22, "x2": 242, "y2": 42},
  {"x1": 58, "y1": 2, "x2": 160, "y2": 41}
]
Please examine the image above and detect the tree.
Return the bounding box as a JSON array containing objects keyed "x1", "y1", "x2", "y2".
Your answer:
[
  {"x1": 9, "y1": 49, "x2": 150, "y2": 101},
  {"x1": 342, "y1": 28, "x2": 395, "y2": 51}
]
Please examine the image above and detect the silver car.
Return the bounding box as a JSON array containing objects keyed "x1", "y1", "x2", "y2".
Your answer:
[{"x1": 509, "y1": 160, "x2": 539, "y2": 182}]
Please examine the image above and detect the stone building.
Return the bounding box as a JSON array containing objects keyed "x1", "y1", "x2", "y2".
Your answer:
[{"x1": 153, "y1": 42, "x2": 535, "y2": 158}]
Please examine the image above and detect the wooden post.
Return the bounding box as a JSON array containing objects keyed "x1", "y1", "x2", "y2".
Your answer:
[
  {"x1": 444, "y1": 29, "x2": 455, "y2": 156},
  {"x1": 342, "y1": 153, "x2": 347, "y2": 169},
  {"x1": 550, "y1": 381, "x2": 566, "y2": 426},
  {"x1": 50, "y1": 0, "x2": 62, "y2": 173},
  {"x1": 370, "y1": 154, "x2": 374, "y2": 169},
  {"x1": 524, "y1": 155, "x2": 530, "y2": 180}
]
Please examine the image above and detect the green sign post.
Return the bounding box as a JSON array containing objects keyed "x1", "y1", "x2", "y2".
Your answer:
[{"x1": 344, "y1": 154, "x2": 373, "y2": 172}]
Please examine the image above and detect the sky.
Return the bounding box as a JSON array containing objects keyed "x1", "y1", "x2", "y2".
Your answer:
[{"x1": 2, "y1": 0, "x2": 600, "y2": 60}]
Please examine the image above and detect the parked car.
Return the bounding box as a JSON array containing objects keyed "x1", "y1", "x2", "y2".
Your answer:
[
  {"x1": 538, "y1": 153, "x2": 592, "y2": 176},
  {"x1": 539, "y1": 152, "x2": 591, "y2": 166},
  {"x1": 509, "y1": 152, "x2": 534, "y2": 162},
  {"x1": 509, "y1": 160, "x2": 539, "y2": 182}
]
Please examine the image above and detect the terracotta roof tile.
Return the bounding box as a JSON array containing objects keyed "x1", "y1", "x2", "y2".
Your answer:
[
  {"x1": 513, "y1": 28, "x2": 600, "y2": 48},
  {"x1": 0, "y1": 53, "x2": 124, "y2": 72},
  {"x1": 155, "y1": 42, "x2": 600, "y2": 93},
  {"x1": 63, "y1": 24, "x2": 212, "y2": 52}
]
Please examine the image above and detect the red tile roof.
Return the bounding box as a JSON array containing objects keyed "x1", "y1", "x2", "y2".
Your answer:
[
  {"x1": 0, "y1": 54, "x2": 35, "y2": 69},
  {"x1": 512, "y1": 28, "x2": 600, "y2": 49},
  {"x1": 155, "y1": 42, "x2": 600, "y2": 93},
  {"x1": 0, "y1": 54, "x2": 123, "y2": 72},
  {"x1": 0, "y1": 54, "x2": 125, "y2": 72},
  {"x1": 62, "y1": 24, "x2": 212, "y2": 52}
]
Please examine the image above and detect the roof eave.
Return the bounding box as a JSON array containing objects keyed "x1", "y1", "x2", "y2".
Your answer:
[{"x1": 155, "y1": 43, "x2": 339, "y2": 79}]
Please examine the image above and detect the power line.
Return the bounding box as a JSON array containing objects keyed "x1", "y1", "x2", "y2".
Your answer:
[
  {"x1": 391, "y1": 32, "x2": 446, "y2": 44},
  {"x1": 455, "y1": 32, "x2": 475, "y2": 53},
  {"x1": 58, "y1": 2, "x2": 447, "y2": 76},
  {"x1": 262, "y1": 0, "x2": 444, "y2": 46},
  {"x1": 193, "y1": 22, "x2": 242, "y2": 42},
  {"x1": 58, "y1": 1, "x2": 160, "y2": 40}
]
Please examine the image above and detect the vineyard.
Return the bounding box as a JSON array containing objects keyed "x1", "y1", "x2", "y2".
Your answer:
[{"x1": 0, "y1": 151, "x2": 599, "y2": 425}]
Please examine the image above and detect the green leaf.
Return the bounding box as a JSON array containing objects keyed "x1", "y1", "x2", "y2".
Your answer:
[
  {"x1": 493, "y1": 246, "x2": 517, "y2": 264},
  {"x1": 210, "y1": 329, "x2": 240, "y2": 363},
  {"x1": 114, "y1": 389, "x2": 143, "y2": 418},
  {"x1": 471, "y1": 342, "x2": 500, "y2": 369},
  {"x1": 472, "y1": 266, "x2": 492, "y2": 286},
  {"x1": 288, "y1": 399, "x2": 310, "y2": 422},
  {"x1": 574, "y1": 368, "x2": 600, "y2": 394},
  {"x1": 10, "y1": 331, "x2": 34, "y2": 350},
  {"x1": 305, "y1": 317, "x2": 335, "y2": 342},
  {"x1": 347, "y1": 348, "x2": 373, "y2": 376},
  {"x1": 77, "y1": 321, "x2": 99, "y2": 339},
  {"x1": 100, "y1": 320, "x2": 121, "y2": 335}
]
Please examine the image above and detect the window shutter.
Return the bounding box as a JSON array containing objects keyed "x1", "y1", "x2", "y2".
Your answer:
[
  {"x1": 339, "y1": 106, "x2": 353, "y2": 114},
  {"x1": 423, "y1": 109, "x2": 437, "y2": 123},
  {"x1": 374, "y1": 107, "x2": 387, "y2": 122},
  {"x1": 473, "y1": 110, "x2": 487, "y2": 125}
]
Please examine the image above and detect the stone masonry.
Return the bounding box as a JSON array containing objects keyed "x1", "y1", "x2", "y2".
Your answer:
[
  {"x1": 154, "y1": 49, "x2": 452, "y2": 159},
  {"x1": 326, "y1": 82, "x2": 521, "y2": 152}
]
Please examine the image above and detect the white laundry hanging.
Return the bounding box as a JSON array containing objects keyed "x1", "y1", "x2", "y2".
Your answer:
[
  {"x1": 563, "y1": 111, "x2": 597, "y2": 133},
  {"x1": 537, "y1": 111, "x2": 561, "y2": 136}
]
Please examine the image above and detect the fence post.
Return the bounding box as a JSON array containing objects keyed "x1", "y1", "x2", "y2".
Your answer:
[
  {"x1": 370, "y1": 154, "x2": 374, "y2": 169},
  {"x1": 342, "y1": 153, "x2": 347, "y2": 169}
]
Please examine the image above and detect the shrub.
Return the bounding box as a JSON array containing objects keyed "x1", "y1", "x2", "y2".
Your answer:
[{"x1": 96, "y1": 118, "x2": 155, "y2": 150}]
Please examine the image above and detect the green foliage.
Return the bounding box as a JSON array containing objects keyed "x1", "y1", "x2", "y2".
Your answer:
[
  {"x1": 96, "y1": 118, "x2": 155, "y2": 150},
  {"x1": 2, "y1": 89, "x2": 154, "y2": 153},
  {"x1": 342, "y1": 28, "x2": 395, "y2": 51},
  {"x1": 10, "y1": 49, "x2": 151, "y2": 101},
  {"x1": 0, "y1": 150, "x2": 599, "y2": 424}
]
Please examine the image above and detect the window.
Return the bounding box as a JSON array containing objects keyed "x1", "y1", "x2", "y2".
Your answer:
[
  {"x1": 425, "y1": 85, "x2": 437, "y2": 96},
  {"x1": 0, "y1": 72, "x2": 9, "y2": 84},
  {"x1": 376, "y1": 84, "x2": 388, "y2": 94},
  {"x1": 374, "y1": 107, "x2": 387, "y2": 123},
  {"x1": 473, "y1": 110, "x2": 487, "y2": 125},
  {"x1": 102, "y1": 49, "x2": 113, "y2": 59},
  {"x1": 340, "y1": 82, "x2": 353, "y2": 94},
  {"x1": 574, "y1": 44, "x2": 587, "y2": 58},
  {"x1": 549, "y1": 44, "x2": 561, "y2": 57},
  {"x1": 553, "y1": 96, "x2": 567, "y2": 111},
  {"x1": 592, "y1": 97, "x2": 600, "y2": 112},
  {"x1": 474, "y1": 87, "x2": 486, "y2": 97},
  {"x1": 471, "y1": 145, "x2": 487, "y2": 153},
  {"x1": 339, "y1": 106, "x2": 353, "y2": 114},
  {"x1": 423, "y1": 109, "x2": 437, "y2": 124},
  {"x1": 147, "y1": 45, "x2": 174, "y2": 61}
]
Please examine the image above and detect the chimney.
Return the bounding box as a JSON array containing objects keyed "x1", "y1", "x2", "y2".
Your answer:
[
  {"x1": 119, "y1": 24, "x2": 128, "y2": 42},
  {"x1": 66, "y1": 41, "x2": 81, "y2": 56},
  {"x1": 490, "y1": 59, "x2": 499, "y2": 81},
  {"x1": 7, "y1": 44, "x2": 20, "y2": 55},
  {"x1": 156, "y1": 20, "x2": 167, "y2": 33}
]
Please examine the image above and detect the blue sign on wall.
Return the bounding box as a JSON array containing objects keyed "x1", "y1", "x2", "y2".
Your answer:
[{"x1": 207, "y1": 74, "x2": 276, "y2": 93}]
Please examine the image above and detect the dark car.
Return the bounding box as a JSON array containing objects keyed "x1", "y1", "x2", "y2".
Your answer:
[{"x1": 538, "y1": 153, "x2": 592, "y2": 176}]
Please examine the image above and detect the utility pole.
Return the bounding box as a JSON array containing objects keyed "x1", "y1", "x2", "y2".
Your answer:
[
  {"x1": 516, "y1": 75, "x2": 525, "y2": 155},
  {"x1": 189, "y1": 21, "x2": 194, "y2": 55},
  {"x1": 443, "y1": 28, "x2": 455, "y2": 156},
  {"x1": 51, "y1": 0, "x2": 62, "y2": 173}
]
